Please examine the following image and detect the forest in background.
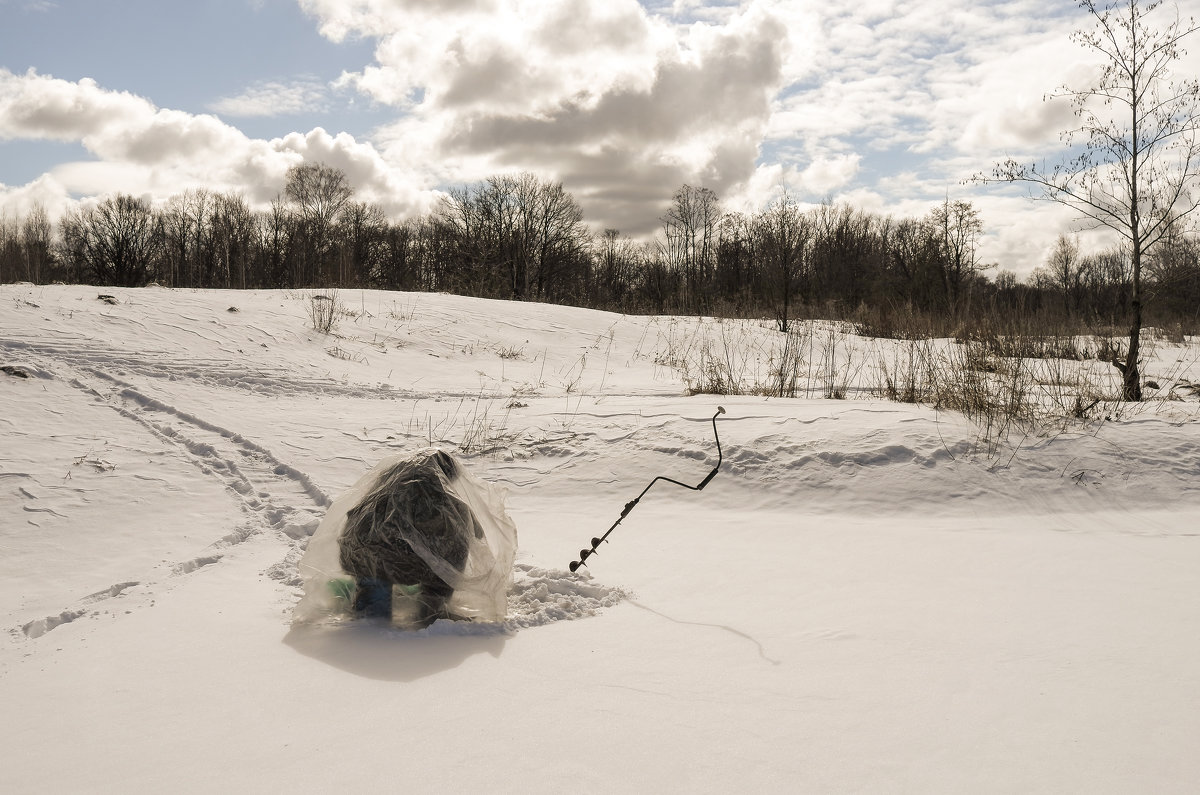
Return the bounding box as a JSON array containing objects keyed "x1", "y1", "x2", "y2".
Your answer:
[{"x1": 1, "y1": 162, "x2": 1198, "y2": 338}]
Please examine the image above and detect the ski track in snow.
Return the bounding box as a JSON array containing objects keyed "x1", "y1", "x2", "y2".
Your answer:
[
  {"x1": 0, "y1": 336, "x2": 429, "y2": 399},
  {"x1": 9, "y1": 341, "x2": 333, "y2": 639}
]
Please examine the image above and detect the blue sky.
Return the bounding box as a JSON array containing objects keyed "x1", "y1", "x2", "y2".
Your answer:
[{"x1": 1, "y1": 0, "x2": 1185, "y2": 274}]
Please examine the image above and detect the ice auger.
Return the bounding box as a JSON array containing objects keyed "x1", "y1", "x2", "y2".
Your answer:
[{"x1": 569, "y1": 406, "x2": 726, "y2": 573}]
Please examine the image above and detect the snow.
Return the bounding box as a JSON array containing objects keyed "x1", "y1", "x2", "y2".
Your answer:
[{"x1": 2, "y1": 284, "x2": 1199, "y2": 793}]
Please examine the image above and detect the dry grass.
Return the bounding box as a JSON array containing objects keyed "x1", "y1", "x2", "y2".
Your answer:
[
  {"x1": 655, "y1": 308, "x2": 1198, "y2": 453},
  {"x1": 306, "y1": 289, "x2": 341, "y2": 334}
]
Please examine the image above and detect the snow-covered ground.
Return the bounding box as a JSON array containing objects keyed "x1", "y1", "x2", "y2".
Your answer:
[{"x1": 2, "y1": 284, "x2": 1199, "y2": 793}]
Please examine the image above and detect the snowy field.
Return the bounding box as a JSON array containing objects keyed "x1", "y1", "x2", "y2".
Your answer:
[{"x1": 2, "y1": 284, "x2": 1199, "y2": 793}]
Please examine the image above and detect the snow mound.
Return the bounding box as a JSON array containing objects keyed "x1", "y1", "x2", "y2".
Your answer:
[{"x1": 503, "y1": 563, "x2": 628, "y2": 630}]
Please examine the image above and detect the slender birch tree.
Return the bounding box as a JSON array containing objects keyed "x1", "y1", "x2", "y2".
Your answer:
[{"x1": 983, "y1": 0, "x2": 1200, "y2": 399}]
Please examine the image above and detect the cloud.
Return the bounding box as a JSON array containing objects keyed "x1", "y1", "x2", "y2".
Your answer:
[
  {"x1": 271, "y1": 127, "x2": 434, "y2": 214},
  {"x1": 301, "y1": 0, "x2": 790, "y2": 233},
  {"x1": 739, "y1": 1, "x2": 1113, "y2": 272},
  {"x1": 209, "y1": 79, "x2": 331, "y2": 118},
  {"x1": 0, "y1": 69, "x2": 149, "y2": 143},
  {"x1": 0, "y1": 69, "x2": 436, "y2": 217},
  {"x1": 766, "y1": 3, "x2": 1076, "y2": 158},
  {"x1": 2, "y1": 3, "x2": 796, "y2": 235},
  {"x1": 0, "y1": 172, "x2": 72, "y2": 218},
  {"x1": 798, "y1": 153, "x2": 861, "y2": 195}
]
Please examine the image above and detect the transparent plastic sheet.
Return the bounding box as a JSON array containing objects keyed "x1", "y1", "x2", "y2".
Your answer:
[{"x1": 293, "y1": 449, "x2": 517, "y2": 627}]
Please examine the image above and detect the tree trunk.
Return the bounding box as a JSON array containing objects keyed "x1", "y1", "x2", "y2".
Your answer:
[{"x1": 1124, "y1": 247, "x2": 1143, "y2": 401}]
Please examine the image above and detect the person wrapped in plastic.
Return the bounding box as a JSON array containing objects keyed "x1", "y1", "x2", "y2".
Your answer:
[{"x1": 293, "y1": 448, "x2": 517, "y2": 628}]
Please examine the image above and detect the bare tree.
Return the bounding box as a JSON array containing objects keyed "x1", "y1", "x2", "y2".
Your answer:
[
  {"x1": 336, "y1": 200, "x2": 387, "y2": 285},
  {"x1": 21, "y1": 203, "x2": 53, "y2": 283},
  {"x1": 58, "y1": 195, "x2": 162, "y2": 286},
  {"x1": 438, "y1": 172, "x2": 589, "y2": 300},
  {"x1": 639, "y1": 240, "x2": 678, "y2": 314},
  {"x1": 284, "y1": 162, "x2": 354, "y2": 285},
  {"x1": 251, "y1": 196, "x2": 292, "y2": 288},
  {"x1": 755, "y1": 193, "x2": 809, "y2": 332},
  {"x1": 437, "y1": 183, "x2": 496, "y2": 294},
  {"x1": 1146, "y1": 224, "x2": 1200, "y2": 319},
  {"x1": 375, "y1": 218, "x2": 423, "y2": 291},
  {"x1": 592, "y1": 228, "x2": 639, "y2": 307},
  {"x1": 526, "y1": 177, "x2": 590, "y2": 300},
  {"x1": 662, "y1": 184, "x2": 721, "y2": 311},
  {"x1": 927, "y1": 198, "x2": 984, "y2": 312},
  {"x1": 1046, "y1": 233, "x2": 1083, "y2": 315},
  {"x1": 0, "y1": 212, "x2": 20, "y2": 282},
  {"x1": 160, "y1": 189, "x2": 214, "y2": 287},
  {"x1": 984, "y1": 0, "x2": 1200, "y2": 399},
  {"x1": 210, "y1": 192, "x2": 256, "y2": 289},
  {"x1": 1079, "y1": 246, "x2": 1132, "y2": 320},
  {"x1": 809, "y1": 202, "x2": 884, "y2": 308},
  {"x1": 882, "y1": 216, "x2": 946, "y2": 312}
]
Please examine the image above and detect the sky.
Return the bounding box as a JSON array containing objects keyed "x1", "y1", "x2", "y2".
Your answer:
[{"x1": 0, "y1": 0, "x2": 1194, "y2": 276}]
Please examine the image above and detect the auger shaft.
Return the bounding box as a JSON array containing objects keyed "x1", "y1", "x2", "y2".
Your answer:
[{"x1": 569, "y1": 407, "x2": 725, "y2": 573}]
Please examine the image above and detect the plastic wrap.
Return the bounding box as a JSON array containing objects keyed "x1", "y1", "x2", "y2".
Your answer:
[{"x1": 293, "y1": 448, "x2": 517, "y2": 627}]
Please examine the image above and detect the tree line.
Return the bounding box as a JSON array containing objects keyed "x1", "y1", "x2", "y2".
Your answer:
[{"x1": 1, "y1": 162, "x2": 1198, "y2": 332}]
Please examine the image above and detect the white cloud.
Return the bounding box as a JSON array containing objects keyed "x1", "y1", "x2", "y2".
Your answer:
[
  {"x1": 0, "y1": 69, "x2": 148, "y2": 143},
  {"x1": 0, "y1": 172, "x2": 72, "y2": 219},
  {"x1": 271, "y1": 127, "x2": 434, "y2": 215},
  {"x1": 0, "y1": 69, "x2": 437, "y2": 217},
  {"x1": 299, "y1": 0, "x2": 790, "y2": 233},
  {"x1": 798, "y1": 153, "x2": 861, "y2": 194},
  {"x1": 209, "y1": 79, "x2": 331, "y2": 118},
  {"x1": 736, "y1": 1, "x2": 1118, "y2": 274}
]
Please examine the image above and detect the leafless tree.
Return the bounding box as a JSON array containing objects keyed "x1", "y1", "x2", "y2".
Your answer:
[
  {"x1": 210, "y1": 192, "x2": 256, "y2": 289},
  {"x1": 0, "y1": 212, "x2": 20, "y2": 282},
  {"x1": 927, "y1": 198, "x2": 984, "y2": 312},
  {"x1": 662, "y1": 184, "x2": 721, "y2": 311},
  {"x1": 161, "y1": 189, "x2": 213, "y2": 287},
  {"x1": 337, "y1": 200, "x2": 387, "y2": 285},
  {"x1": 438, "y1": 172, "x2": 589, "y2": 300},
  {"x1": 596, "y1": 228, "x2": 640, "y2": 305},
  {"x1": 882, "y1": 216, "x2": 946, "y2": 312},
  {"x1": 1146, "y1": 224, "x2": 1200, "y2": 319},
  {"x1": 58, "y1": 195, "x2": 162, "y2": 286},
  {"x1": 1079, "y1": 246, "x2": 1133, "y2": 320},
  {"x1": 284, "y1": 162, "x2": 354, "y2": 284},
  {"x1": 255, "y1": 196, "x2": 295, "y2": 287},
  {"x1": 1046, "y1": 233, "x2": 1083, "y2": 315},
  {"x1": 21, "y1": 203, "x2": 53, "y2": 283},
  {"x1": 524, "y1": 176, "x2": 590, "y2": 299},
  {"x1": 983, "y1": 0, "x2": 1200, "y2": 399},
  {"x1": 755, "y1": 193, "x2": 809, "y2": 332}
]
